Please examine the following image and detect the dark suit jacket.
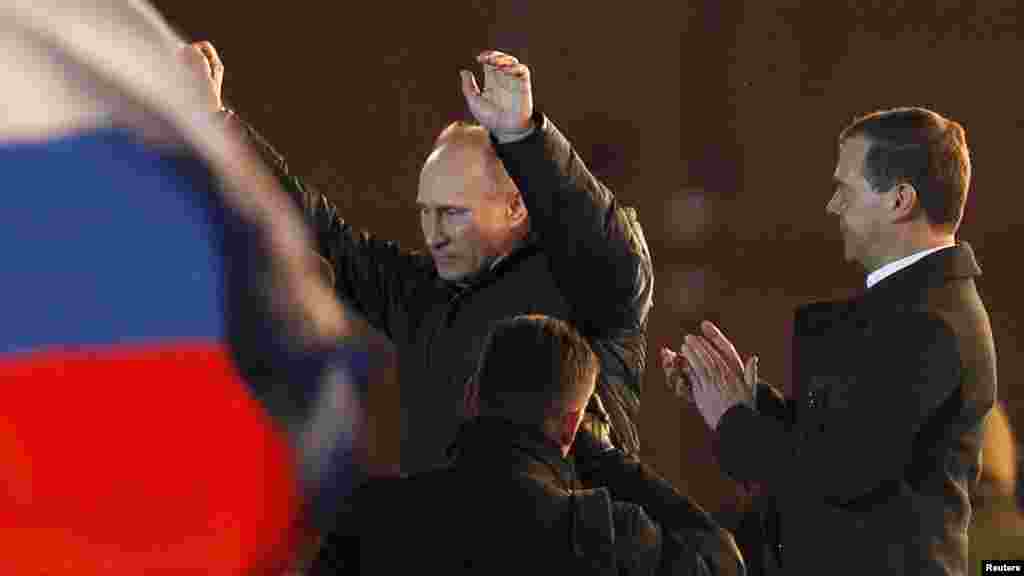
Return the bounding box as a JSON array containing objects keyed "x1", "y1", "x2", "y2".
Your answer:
[{"x1": 718, "y1": 243, "x2": 997, "y2": 575}]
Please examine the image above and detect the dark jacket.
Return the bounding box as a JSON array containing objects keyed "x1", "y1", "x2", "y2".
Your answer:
[
  {"x1": 720, "y1": 243, "x2": 997, "y2": 575},
  {"x1": 311, "y1": 418, "x2": 744, "y2": 575},
  {"x1": 237, "y1": 111, "x2": 653, "y2": 473}
]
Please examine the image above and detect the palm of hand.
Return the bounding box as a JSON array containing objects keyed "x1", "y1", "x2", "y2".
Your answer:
[
  {"x1": 462, "y1": 51, "x2": 534, "y2": 134},
  {"x1": 477, "y1": 66, "x2": 530, "y2": 131},
  {"x1": 677, "y1": 322, "x2": 758, "y2": 429}
]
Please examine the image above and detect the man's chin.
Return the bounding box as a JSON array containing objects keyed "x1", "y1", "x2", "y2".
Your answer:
[
  {"x1": 840, "y1": 239, "x2": 856, "y2": 263},
  {"x1": 842, "y1": 247, "x2": 870, "y2": 272}
]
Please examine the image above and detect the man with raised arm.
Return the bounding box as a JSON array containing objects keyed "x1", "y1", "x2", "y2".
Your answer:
[{"x1": 201, "y1": 46, "x2": 653, "y2": 474}]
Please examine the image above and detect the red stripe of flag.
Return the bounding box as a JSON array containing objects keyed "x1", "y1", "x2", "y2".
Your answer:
[{"x1": 0, "y1": 342, "x2": 303, "y2": 574}]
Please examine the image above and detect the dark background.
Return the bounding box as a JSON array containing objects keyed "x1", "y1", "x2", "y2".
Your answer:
[{"x1": 155, "y1": 1, "x2": 1022, "y2": 515}]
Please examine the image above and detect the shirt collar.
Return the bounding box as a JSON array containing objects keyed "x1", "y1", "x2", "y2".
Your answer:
[{"x1": 866, "y1": 243, "x2": 955, "y2": 289}]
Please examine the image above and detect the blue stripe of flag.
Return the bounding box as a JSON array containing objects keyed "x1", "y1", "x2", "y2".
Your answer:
[{"x1": 1, "y1": 129, "x2": 225, "y2": 353}]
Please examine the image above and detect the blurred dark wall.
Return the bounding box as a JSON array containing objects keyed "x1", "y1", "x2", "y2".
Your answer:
[{"x1": 156, "y1": 1, "x2": 1022, "y2": 516}]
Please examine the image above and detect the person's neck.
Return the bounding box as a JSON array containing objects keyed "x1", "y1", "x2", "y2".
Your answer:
[{"x1": 865, "y1": 232, "x2": 955, "y2": 275}]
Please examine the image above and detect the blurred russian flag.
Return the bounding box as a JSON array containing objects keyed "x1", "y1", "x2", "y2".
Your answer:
[{"x1": 0, "y1": 2, "x2": 364, "y2": 574}]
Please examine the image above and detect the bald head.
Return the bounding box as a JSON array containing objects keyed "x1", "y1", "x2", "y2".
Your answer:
[
  {"x1": 428, "y1": 122, "x2": 516, "y2": 200},
  {"x1": 416, "y1": 122, "x2": 528, "y2": 283}
]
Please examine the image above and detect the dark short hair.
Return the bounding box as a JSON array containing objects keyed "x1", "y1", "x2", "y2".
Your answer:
[
  {"x1": 839, "y1": 107, "x2": 971, "y2": 232},
  {"x1": 473, "y1": 315, "x2": 598, "y2": 425}
]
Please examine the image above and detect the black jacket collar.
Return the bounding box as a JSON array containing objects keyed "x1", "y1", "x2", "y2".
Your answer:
[
  {"x1": 434, "y1": 235, "x2": 542, "y2": 294},
  {"x1": 796, "y1": 242, "x2": 982, "y2": 335},
  {"x1": 863, "y1": 241, "x2": 981, "y2": 305},
  {"x1": 447, "y1": 417, "x2": 575, "y2": 489}
]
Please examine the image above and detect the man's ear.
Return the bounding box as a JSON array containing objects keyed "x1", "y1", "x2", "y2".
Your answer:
[
  {"x1": 507, "y1": 189, "x2": 529, "y2": 227},
  {"x1": 888, "y1": 182, "x2": 919, "y2": 222}
]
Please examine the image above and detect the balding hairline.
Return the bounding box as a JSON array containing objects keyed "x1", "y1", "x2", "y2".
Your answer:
[
  {"x1": 431, "y1": 121, "x2": 518, "y2": 201},
  {"x1": 434, "y1": 121, "x2": 490, "y2": 149}
]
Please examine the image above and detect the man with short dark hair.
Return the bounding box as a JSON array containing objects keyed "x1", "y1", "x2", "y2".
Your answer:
[
  {"x1": 468, "y1": 314, "x2": 600, "y2": 444},
  {"x1": 663, "y1": 107, "x2": 997, "y2": 575},
  {"x1": 313, "y1": 315, "x2": 745, "y2": 575},
  {"x1": 833, "y1": 107, "x2": 971, "y2": 264}
]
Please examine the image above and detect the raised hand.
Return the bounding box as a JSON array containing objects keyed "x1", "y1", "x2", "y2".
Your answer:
[{"x1": 460, "y1": 50, "x2": 534, "y2": 135}]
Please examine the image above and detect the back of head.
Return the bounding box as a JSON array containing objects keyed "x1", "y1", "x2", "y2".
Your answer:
[
  {"x1": 839, "y1": 107, "x2": 971, "y2": 233},
  {"x1": 474, "y1": 315, "x2": 598, "y2": 429}
]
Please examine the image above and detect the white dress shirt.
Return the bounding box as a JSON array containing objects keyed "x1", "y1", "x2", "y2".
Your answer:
[{"x1": 866, "y1": 243, "x2": 956, "y2": 289}]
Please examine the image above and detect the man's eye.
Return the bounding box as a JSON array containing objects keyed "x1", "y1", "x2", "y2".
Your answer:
[{"x1": 445, "y1": 208, "x2": 466, "y2": 216}]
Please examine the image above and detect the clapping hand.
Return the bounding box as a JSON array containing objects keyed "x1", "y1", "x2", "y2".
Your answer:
[
  {"x1": 661, "y1": 346, "x2": 695, "y2": 402},
  {"x1": 672, "y1": 321, "x2": 758, "y2": 430}
]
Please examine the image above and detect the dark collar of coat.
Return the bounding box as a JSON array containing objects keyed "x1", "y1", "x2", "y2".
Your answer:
[
  {"x1": 433, "y1": 233, "x2": 542, "y2": 294},
  {"x1": 446, "y1": 416, "x2": 576, "y2": 489},
  {"x1": 862, "y1": 241, "x2": 981, "y2": 306},
  {"x1": 795, "y1": 242, "x2": 981, "y2": 336}
]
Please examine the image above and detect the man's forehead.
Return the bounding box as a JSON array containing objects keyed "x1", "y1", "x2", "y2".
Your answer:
[
  {"x1": 418, "y1": 147, "x2": 495, "y2": 204},
  {"x1": 835, "y1": 136, "x2": 869, "y2": 178},
  {"x1": 415, "y1": 184, "x2": 472, "y2": 207}
]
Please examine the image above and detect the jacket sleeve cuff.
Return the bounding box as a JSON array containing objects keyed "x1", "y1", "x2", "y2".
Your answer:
[
  {"x1": 491, "y1": 119, "x2": 538, "y2": 144},
  {"x1": 491, "y1": 110, "x2": 549, "y2": 150},
  {"x1": 715, "y1": 404, "x2": 762, "y2": 482},
  {"x1": 754, "y1": 380, "x2": 790, "y2": 422}
]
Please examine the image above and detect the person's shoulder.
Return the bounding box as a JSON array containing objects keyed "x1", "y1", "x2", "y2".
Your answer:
[
  {"x1": 351, "y1": 469, "x2": 465, "y2": 525},
  {"x1": 397, "y1": 466, "x2": 463, "y2": 493},
  {"x1": 354, "y1": 467, "x2": 455, "y2": 499},
  {"x1": 867, "y1": 308, "x2": 957, "y2": 348},
  {"x1": 348, "y1": 475, "x2": 406, "y2": 507},
  {"x1": 608, "y1": 500, "x2": 666, "y2": 571},
  {"x1": 611, "y1": 499, "x2": 658, "y2": 543},
  {"x1": 855, "y1": 309, "x2": 962, "y2": 381}
]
